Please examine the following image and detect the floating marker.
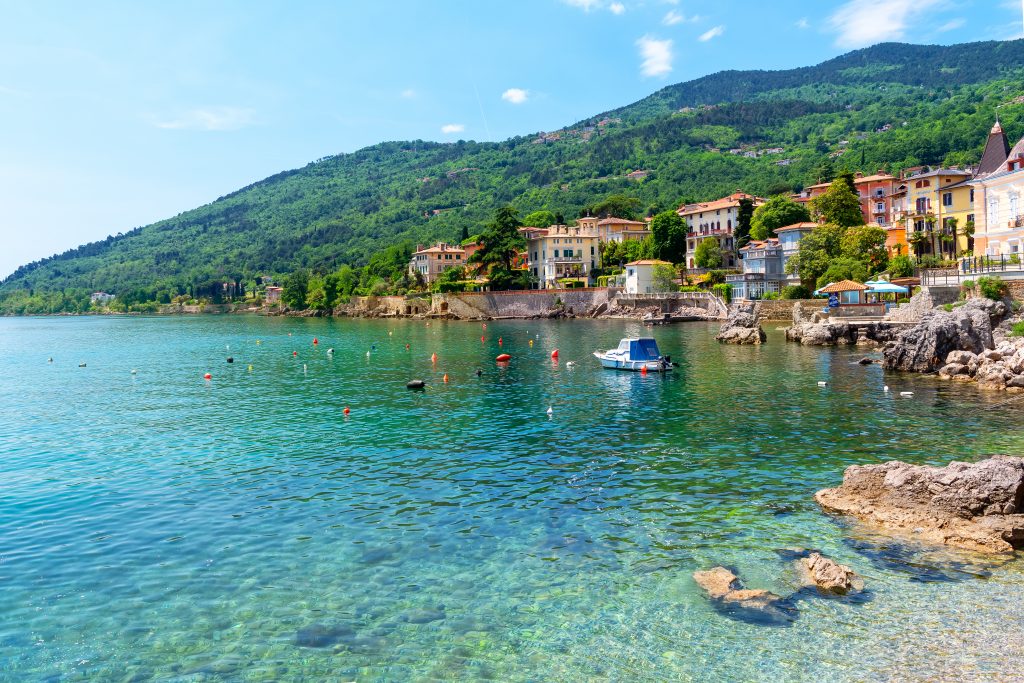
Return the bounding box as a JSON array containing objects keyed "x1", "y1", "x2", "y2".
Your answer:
[
  {"x1": 79, "y1": 362, "x2": 86, "y2": 368},
  {"x1": 546, "y1": 406, "x2": 553, "y2": 416},
  {"x1": 48, "y1": 357, "x2": 53, "y2": 363},
  {"x1": 227, "y1": 357, "x2": 234, "y2": 363},
  {"x1": 498, "y1": 337, "x2": 503, "y2": 346},
  {"x1": 256, "y1": 340, "x2": 262, "y2": 345},
  {"x1": 481, "y1": 336, "x2": 485, "y2": 343},
  {"x1": 248, "y1": 364, "x2": 253, "y2": 371},
  {"x1": 343, "y1": 406, "x2": 350, "y2": 415},
  {"x1": 640, "y1": 365, "x2": 648, "y2": 376},
  {"x1": 130, "y1": 369, "x2": 138, "y2": 375},
  {"x1": 817, "y1": 381, "x2": 828, "y2": 387},
  {"x1": 528, "y1": 339, "x2": 534, "y2": 347},
  {"x1": 496, "y1": 353, "x2": 511, "y2": 363},
  {"x1": 566, "y1": 361, "x2": 576, "y2": 368},
  {"x1": 431, "y1": 353, "x2": 438, "y2": 364},
  {"x1": 482, "y1": 323, "x2": 487, "y2": 330},
  {"x1": 292, "y1": 351, "x2": 298, "y2": 357},
  {"x1": 313, "y1": 337, "x2": 318, "y2": 345},
  {"x1": 443, "y1": 373, "x2": 449, "y2": 383},
  {"x1": 327, "y1": 348, "x2": 334, "y2": 355},
  {"x1": 900, "y1": 391, "x2": 914, "y2": 397},
  {"x1": 475, "y1": 369, "x2": 483, "y2": 377},
  {"x1": 303, "y1": 364, "x2": 307, "y2": 373},
  {"x1": 405, "y1": 344, "x2": 410, "y2": 350},
  {"x1": 389, "y1": 331, "x2": 393, "y2": 336},
  {"x1": 203, "y1": 373, "x2": 212, "y2": 380},
  {"x1": 551, "y1": 349, "x2": 559, "y2": 359},
  {"x1": 366, "y1": 351, "x2": 371, "y2": 358},
  {"x1": 884, "y1": 385, "x2": 890, "y2": 392}
]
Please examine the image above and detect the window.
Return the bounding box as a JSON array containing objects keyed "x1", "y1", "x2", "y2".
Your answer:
[
  {"x1": 988, "y1": 198, "x2": 999, "y2": 227},
  {"x1": 915, "y1": 197, "x2": 929, "y2": 213},
  {"x1": 1011, "y1": 193, "x2": 1019, "y2": 219},
  {"x1": 876, "y1": 202, "x2": 884, "y2": 212},
  {"x1": 942, "y1": 193, "x2": 952, "y2": 207},
  {"x1": 969, "y1": 189, "x2": 975, "y2": 203},
  {"x1": 553, "y1": 250, "x2": 559, "y2": 258}
]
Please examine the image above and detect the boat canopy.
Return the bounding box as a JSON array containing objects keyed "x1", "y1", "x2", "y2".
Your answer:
[{"x1": 630, "y1": 338, "x2": 661, "y2": 360}]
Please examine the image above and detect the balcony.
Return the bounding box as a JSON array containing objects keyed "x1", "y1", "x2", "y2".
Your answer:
[
  {"x1": 687, "y1": 229, "x2": 732, "y2": 238},
  {"x1": 1008, "y1": 216, "x2": 1024, "y2": 229}
]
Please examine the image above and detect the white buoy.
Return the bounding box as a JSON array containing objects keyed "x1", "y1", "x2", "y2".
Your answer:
[
  {"x1": 567, "y1": 361, "x2": 577, "y2": 368},
  {"x1": 817, "y1": 381, "x2": 828, "y2": 387},
  {"x1": 884, "y1": 385, "x2": 890, "y2": 392},
  {"x1": 303, "y1": 364, "x2": 308, "y2": 374},
  {"x1": 47, "y1": 357, "x2": 53, "y2": 363},
  {"x1": 900, "y1": 391, "x2": 914, "y2": 397},
  {"x1": 366, "y1": 351, "x2": 371, "y2": 357},
  {"x1": 130, "y1": 369, "x2": 137, "y2": 375},
  {"x1": 546, "y1": 405, "x2": 553, "y2": 416},
  {"x1": 327, "y1": 348, "x2": 334, "y2": 355}
]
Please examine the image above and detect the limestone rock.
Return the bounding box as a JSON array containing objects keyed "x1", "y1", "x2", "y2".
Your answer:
[
  {"x1": 815, "y1": 456, "x2": 1024, "y2": 553},
  {"x1": 799, "y1": 553, "x2": 863, "y2": 595},
  {"x1": 693, "y1": 567, "x2": 795, "y2": 624},
  {"x1": 717, "y1": 303, "x2": 766, "y2": 345},
  {"x1": 883, "y1": 298, "x2": 1008, "y2": 373},
  {"x1": 938, "y1": 362, "x2": 969, "y2": 378},
  {"x1": 945, "y1": 350, "x2": 978, "y2": 366}
]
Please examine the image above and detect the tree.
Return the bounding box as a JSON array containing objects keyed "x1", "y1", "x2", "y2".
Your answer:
[
  {"x1": 523, "y1": 210, "x2": 557, "y2": 228},
  {"x1": 651, "y1": 264, "x2": 678, "y2": 293},
  {"x1": 649, "y1": 210, "x2": 687, "y2": 264},
  {"x1": 810, "y1": 177, "x2": 863, "y2": 227},
  {"x1": 281, "y1": 269, "x2": 309, "y2": 309},
  {"x1": 750, "y1": 195, "x2": 811, "y2": 240},
  {"x1": 888, "y1": 254, "x2": 915, "y2": 278},
  {"x1": 584, "y1": 194, "x2": 641, "y2": 220},
  {"x1": 735, "y1": 198, "x2": 755, "y2": 249},
  {"x1": 469, "y1": 206, "x2": 525, "y2": 290},
  {"x1": 460, "y1": 225, "x2": 470, "y2": 242},
  {"x1": 787, "y1": 223, "x2": 845, "y2": 286},
  {"x1": 812, "y1": 158, "x2": 835, "y2": 184},
  {"x1": 840, "y1": 224, "x2": 888, "y2": 273},
  {"x1": 693, "y1": 239, "x2": 723, "y2": 269},
  {"x1": 816, "y1": 257, "x2": 868, "y2": 289},
  {"x1": 305, "y1": 273, "x2": 328, "y2": 310},
  {"x1": 432, "y1": 266, "x2": 465, "y2": 293}
]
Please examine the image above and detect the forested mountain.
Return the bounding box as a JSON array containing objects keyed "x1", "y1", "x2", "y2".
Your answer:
[{"x1": 4, "y1": 39, "x2": 1024, "y2": 311}]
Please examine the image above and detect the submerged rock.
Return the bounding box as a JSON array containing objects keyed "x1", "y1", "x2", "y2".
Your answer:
[
  {"x1": 798, "y1": 552, "x2": 863, "y2": 595},
  {"x1": 716, "y1": 303, "x2": 766, "y2": 345},
  {"x1": 815, "y1": 456, "x2": 1024, "y2": 554},
  {"x1": 693, "y1": 566, "x2": 796, "y2": 625},
  {"x1": 294, "y1": 623, "x2": 355, "y2": 648}
]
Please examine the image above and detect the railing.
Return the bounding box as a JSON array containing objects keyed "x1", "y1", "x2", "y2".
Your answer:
[
  {"x1": 828, "y1": 304, "x2": 886, "y2": 318},
  {"x1": 919, "y1": 255, "x2": 1024, "y2": 285}
]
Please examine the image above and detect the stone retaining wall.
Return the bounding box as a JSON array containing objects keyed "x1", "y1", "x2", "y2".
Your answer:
[
  {"x1": 754, "y1": 299, "x2": 821, "y2": 320},
  {"x1": 433, "y1": 288, "x2": 613, "y2": 318}
]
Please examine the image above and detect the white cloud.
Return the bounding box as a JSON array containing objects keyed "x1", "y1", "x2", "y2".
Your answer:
[
  {"x1": 609, "y1": 2, "x2": 625, "y2": 14},
  {"x1": 562, "y1": 0, "x2": 602, "y2": 10},
  {"x1": 154, "y1": 106, "x2": 256, "y2": 131},
  {"x1": 663, "y1": 10, "x2": 684, "y2": 25},
  {"x1": 796, "y1": 18, "x2": 809, "y2": 29},
  {"x1": 938, "y1": 17, "x2": 965, "y2": 32},
  {"x1": 441, "y1": 123, "x2": 465, "y2": 134},
  {"x1": 828, "y1": 0, "x2": 941, "y2": 48},
  {"x1": 400, "y1": 88, "x2": 416, "y2": 99},
  {"x1": 636, "y1": 36, "x2": 673, "y2": 77},
  {"x1": 501, "y1": 88, "x2": 529, "y2": 104},
  {"x1": 699, "y1": 25, "x2": 724, "y2": 41}
]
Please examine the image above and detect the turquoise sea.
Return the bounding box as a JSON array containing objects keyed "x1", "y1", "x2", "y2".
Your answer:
[{"x1": 1, "y1": 315, "x2": 1023, "y2": 682}]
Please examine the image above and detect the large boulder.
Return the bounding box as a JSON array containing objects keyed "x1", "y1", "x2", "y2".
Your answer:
[
  {"x1": 815, "y1": 456, "x2": 1024, "y2": 553},
  {"x1": 797, "y1": 553, "x2": 864, "y2": 595},
  {"x1": 717, "y1": 303, "x2": 766, "y2": 345},
  {"x1": 882, "y1": 298, "x2": 1008, "y2": 373}
]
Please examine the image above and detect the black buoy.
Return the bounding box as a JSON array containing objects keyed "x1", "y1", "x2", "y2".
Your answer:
[
  {"x1": 227, "y1": 356, "x2": 234, "y2": 363},
  {"x1": 406, "y1": 379, "x2": 425, "y2": 390},
  {"x1": 475, "y1": 369, "x2": 483, "y2": 377}
]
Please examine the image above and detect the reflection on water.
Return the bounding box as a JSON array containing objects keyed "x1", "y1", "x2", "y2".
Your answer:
[{"x1": 0, "y1": 316, "x2": 1022, "y2": 681}]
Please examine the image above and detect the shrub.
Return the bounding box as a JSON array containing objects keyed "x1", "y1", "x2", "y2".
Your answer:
[
  {"x1": 888, "y1": 254, "x2": 915, "y2": 278},
  {"x1": 761, "y1": 292, "x2": 780, "y2": 300},
  {"x1": 977, "y1": 276, "x2": 1009, "y2": 301},
  {"x1": 678, "y1": 285, "x2": 701, "y2": 292},
  {"x1": 781, "y1": 284, "x2": 811, "y2": 300},
  {"x1": 961, "y1": 279, "x2": 974, "y2": 289},
  {"x1": 1010, "y1": 321, "x2": 1024, "y2": 337},
  {"x1": 705, "y1": 270, "x2": 726, "y2": 285},
  {"x1": 712, "y1": 283, "x2": 732, "y2": 303}
]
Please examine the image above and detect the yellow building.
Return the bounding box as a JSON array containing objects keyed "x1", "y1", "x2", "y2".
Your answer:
[{"x1": 900, "y1": 168, "x2": 975, "y2": 260}]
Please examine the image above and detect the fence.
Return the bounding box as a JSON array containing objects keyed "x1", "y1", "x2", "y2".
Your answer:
[{"x1": 921, "y1": 256, "x2": 1024, "y2": 285}]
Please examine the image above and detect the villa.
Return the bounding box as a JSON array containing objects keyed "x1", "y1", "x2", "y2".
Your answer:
[
  {"x1": 678, "y1": 192, "x2": 765, "y2": 270},
  {"x1": 522, "y1": 224, "x2": 601, "y2": 289},
  {"x1": 409, "y1": 243, "x2": 467, "y2": 284}
]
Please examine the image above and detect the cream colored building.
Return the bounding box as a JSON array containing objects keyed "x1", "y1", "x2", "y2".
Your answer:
[
  {"x1": 970, "y1": 122, "x2": 1024, "y2": 258},
  {"x1": 677, "y1": 192, "x2": 764, "y2": 270},
  {"x1": 522, "y1": 224, "x2": 601, "y2": 289},
  {"x1": 577, "y1": 216, "x2": 651, "y2": 243},
  {"x1": 409, "y1": 243, "x2": 467, "y2": 284}
]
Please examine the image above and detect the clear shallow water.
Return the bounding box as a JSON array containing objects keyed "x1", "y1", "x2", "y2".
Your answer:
[{"x1": 1, "y1": 315, "x2": 1022, "y2": 682}]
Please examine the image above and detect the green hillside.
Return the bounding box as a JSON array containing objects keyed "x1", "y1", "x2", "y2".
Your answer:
[{"x1": 4, "y1": 39, "x2": 1024, "y2": 312}]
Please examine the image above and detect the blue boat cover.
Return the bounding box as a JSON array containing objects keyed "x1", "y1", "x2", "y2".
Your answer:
[{"x1": 629, "y1": 338, "x2": 661, "y2": 361}]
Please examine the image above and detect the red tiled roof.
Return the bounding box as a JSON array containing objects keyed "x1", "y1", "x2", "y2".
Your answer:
[
  {"x1": 597, "y1": 217, "x2": 647, "y2": 226},
  {"x1": 774, "y1": 222, "x2": 818, "y2": 232},
  {"x1": 677, "y1": 192, "x2": 764, "y2": 215},
  {"x1": 819, "y1": 279, "x2": 868, "y2": 293}
]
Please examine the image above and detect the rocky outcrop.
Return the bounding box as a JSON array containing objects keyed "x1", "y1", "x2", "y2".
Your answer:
[
  {"x1": 798, "y1": 553, "x2": 863, "y2": 595},
  {"x1": 882, "y1": 298, "x2": 1008, "y2": 374},
  {"x1": 935, "y1": 313, "x2": 1024, "y2": 390},
  {"x1": 716, "y1": 302, "x2": 766, "y2": 344},
  {"x1": 815, "y1": 456, "x2": 1024, "y2": 554},
  {"x1": 693, "y1": 567, "x2": 794, "y2": 624},
  {"x1": 785, "y1": 320, "x2": 897, "y2": 346}
]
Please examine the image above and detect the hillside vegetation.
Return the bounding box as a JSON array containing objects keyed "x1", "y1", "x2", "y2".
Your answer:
[{"x1": 4, "y1": 39, "x2": 1024, "y2": 313}]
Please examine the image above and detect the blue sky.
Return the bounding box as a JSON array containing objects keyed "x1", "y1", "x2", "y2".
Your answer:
[{"x1": 0, "y1": 0, "x2": 1018, "y2": 278}]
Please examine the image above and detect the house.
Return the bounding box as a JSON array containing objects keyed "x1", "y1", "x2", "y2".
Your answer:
[
  {"x1": 522, "y1": 223, "x2": 601, "y2": 289},
  {"x1": 901, "y1": 167, "x2": 974, "y2": 259},
  {"x1": 626, "y1": 170, "x2": 649, "y2": 180},
  {"x1": 969, "y1": 121, "x2": 1024, "y2": 258},
  {"x1": 624, "y1": 260, "x2": 674, "y2": 294},
  {"x1": 409, "y1": 243, "x2": 467, "y2": 284},
  {"x1": 727, "y1": 221, "x2": 815, "y2": 299},
  {"x1": 677, "y1": 192, "x2": 766, "y2": 270},
  {"x1": 578, "y1": 215, "x2": 651, "y2": 244},
  {"x1": 795, "y1": 171, "x2": 898, "y2": 226},
  {"x1": 90, "y1": 292, "x2": 115, "y2": 305},
  {"x1": 265, "y1": 286, "x2": 283, "y2": 304}
]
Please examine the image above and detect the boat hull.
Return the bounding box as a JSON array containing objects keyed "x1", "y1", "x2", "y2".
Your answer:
[{"x1": 592, "y1": 352, "x2": 671, "y2": 372}]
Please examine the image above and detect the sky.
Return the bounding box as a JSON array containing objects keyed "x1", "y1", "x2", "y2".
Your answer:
[{"x1": 0, "y1": 0, "x2": 1020, "y2": 278}]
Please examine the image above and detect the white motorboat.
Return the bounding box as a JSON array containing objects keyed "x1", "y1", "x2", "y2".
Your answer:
[{"x1": 593, "y1": 337, "x2": 672, "y2": 372}]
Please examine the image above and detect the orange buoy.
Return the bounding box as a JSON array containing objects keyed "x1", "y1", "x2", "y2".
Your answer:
[
  {"x1": 496, "y1": 353, "x2": 511, "y2": 362},
  {"x1": 443, "y1": 373, "x2": 449, "y2": 383},
  {"x1": 343, "y1": 406, "x2": 350, "y2": 415},
  {"x1": 481, "y1": 336, "x2": 485, "y2": 343},
  {"x1": 203, "y1": 373, "x2": 212, "y2": 380},
  {"x1": 405, "y1": 343, "x2": 410, "y2": 350},
  {"x1": 431, "y1": 352, "x2": 438, "y2": 363},
  {"x1": 640, "y1": 365, "x2": 648, "y2": 376},
  {"x1": 313, "y1": 337, "x2": 318, "y2": 345},
  {"x1": 551, "y1": 349, "x2": 558, "y2": 359}
]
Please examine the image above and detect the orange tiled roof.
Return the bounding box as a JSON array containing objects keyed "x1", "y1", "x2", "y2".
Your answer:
[
  {"x1": 819, "y1": 279, "x2": 868, "y2": 293},
  {"x1": 774, "y1": 222, "x2": 818, "y2": 232},
  {"x1": 414, "y1": 244, "x2": 466, "y2": 255},
  {"x1": 597, "y1": 217, "x2": 647, "y2": 226},
  {"x1": 626, "y1": 259, "x2": 673, "y2": 266},
  {"x1": 677, "y1": 192, "x2": 763, "y2": 215}
]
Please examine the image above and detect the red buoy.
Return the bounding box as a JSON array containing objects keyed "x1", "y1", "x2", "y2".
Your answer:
[
  {"x1": 313, "y1": 337, "x2": 318, "y2": 345},
  {"x1": 498, "y1": 337, "x2": 503, "y2": 346},
  {"x1": 551, "y1": 349, "x2": 559, "y2": 359},
  {"x1": 405, "y1": 343, "x2": 410, "y2": 350},
  {"x1": 292, "y1": 351, "x2": 298, "y2": 357},
  {"x1": 431, "y1": 352, "x2": 438, "y2": 364},
  {"x1": 640, "y1": 365, "x2": 648, "y2": 376},
  {"x1": 481, "y1": 336, "x2": 485, "y2": 343},
  {"x1": 443, "y1": 373, "x2": 449, "y2": 383},
  {"x1": 496, "y1": 353, "x2": 511, "y2": 362},
  {"x1": 343, "y1": 406, "x2": 350, "y2": 415},
  {"x1": 203, "y1": 373, "x2": 212, "y2": 380}
]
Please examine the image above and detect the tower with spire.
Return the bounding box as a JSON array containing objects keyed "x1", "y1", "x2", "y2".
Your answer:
[{"x1": 976, "y1": 120, "x2": 1011, "y2": 178}]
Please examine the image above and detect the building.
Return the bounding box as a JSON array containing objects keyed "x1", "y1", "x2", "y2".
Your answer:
[
  {"x1": 727, "y1": 221, "x2": 815, "y2": 299},
  {"x1": 969, "y1": 121, "x2": 1024, "y2": 258},
  {"x1": 522, "y1": 224, "x2": 601, "y2": 289},
  {"x1": 623, "y1": 260, "x2": 674, "y2": 294},
  {"x1": 577, "y1": 215, "x2": 651, "y2": 244},
  {"x1": 409, "y1": 243, "x2": 467, "y2": 284},
  {"x1": 90, "y1": 292, "x2": 115, "y2": 305},
  {"x1": 794, "y1": 172, "x2": 898, "y2": 226},
  {"x1": 265, "y1": 286, "x2": 283, "y2": 304},
  {"x1": 677, "y1": 192, "x2": 765, "y2": 270},
  {"x1": 900, "y1": 167, "x2": 974, "y2": 259}
]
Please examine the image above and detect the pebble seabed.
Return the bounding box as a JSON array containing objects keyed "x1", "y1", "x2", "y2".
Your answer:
[{"x1": 1, "y1": 315, "x2": 1022, "y2": 682}]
